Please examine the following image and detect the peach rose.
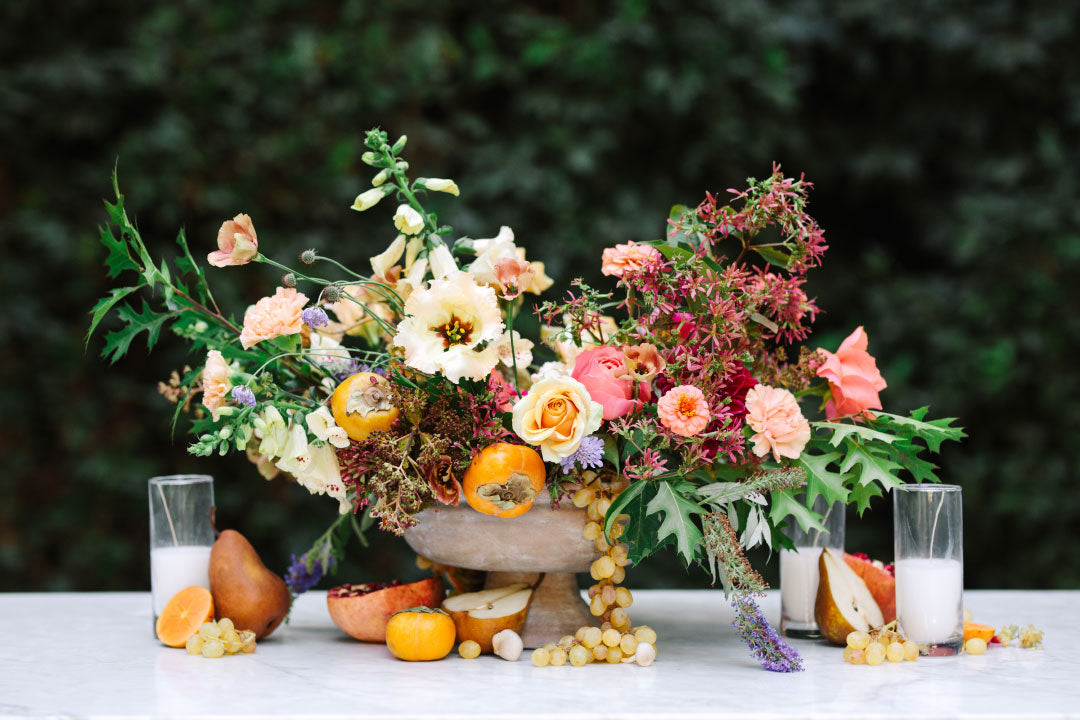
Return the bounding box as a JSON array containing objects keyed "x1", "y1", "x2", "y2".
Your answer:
[
  {"x1": 816, "y1": 326, "x2": 887, "y2": 419},
  {"x1": 657, "y1": 385, "x2": 711, "y2": 437},
  {"x1": 745, "y1": 384, "x2": 811, "y2": 461},
  {"x1": 600, "y1": 240, "x2": 662, "y2": 278},
  {"x1": 511, "y1": 375, "x2": 603, "y2": 462},
  {"x1": 239, "y1": 287, "x2": 310, "y2": 350},
  {"x1": 200, "y1": 350, "x2": 232, "y2": 421},
  {"x1": 208, "y1": 214, "x2": 258, "y2": 267},
  {"x1": 572, "y1": 346, "x2": 649, "y2": 420}
]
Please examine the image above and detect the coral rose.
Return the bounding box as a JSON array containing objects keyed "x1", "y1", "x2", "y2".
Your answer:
[
  {"x1": 511, "y1": 375, "x2": 603, "y2": 462},
  {"x1": 200, "y1": 349, "x2": 232, "y2": 421},
  {"x1": 744, "y1": 384, "x2": 811, "y2": 462},
  {"x1": 572, "y1": 346, "x2": 650, "y2": 420},
  {"x1": 816, "y1": 326, "x2": 887, "y2": 419},
  {"x1": 600, "y1": 241, "x2": 662, "y2": 278},
  {"x1": 208, "y1": 214, "x2": 258, "y2": 267},
  {"x1": 239, "y1": 287, "x2": 310, "y2": 350},
  {"x1": 657, "y1": 385, "x2": 711, "y2": 437}
]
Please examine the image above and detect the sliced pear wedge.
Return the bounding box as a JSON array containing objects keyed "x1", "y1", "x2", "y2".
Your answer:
[
  {"x1": 814, "y1": 547, "x2": 885, "y2": 645},
  {"x1": 441, "y1": 584, "x2": 533, "y2": 653}
]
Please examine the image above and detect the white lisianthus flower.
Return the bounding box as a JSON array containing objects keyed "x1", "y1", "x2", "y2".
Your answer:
[
  {"x1": 531, "y1": 361, "x2": 570, "y2": 383},
  {"x1": 495, "y1": 330, "x2": 534, "y2": 369},
  {"x1": 416, "y1": 177, "x2": 460, "y2": 196},
  {"x1": 466, "y1": 226, "x2": 517, "y2": 286},
  {"x1": 351, "y1": 187, "x2": 388, "y2": 212},
  {"x1": 511, "y1": 375, "x2": 603, "y2": 462},
  {"x1": 428, "y1": 243, "x2": 459, "y2": 279},
  {"x1": 305, "y1": 406, "x2": 350, "y2": 449},
  {"x1": 253, "y1": 406, "x2": 289, "y2": 458},
  {"x1": 393, "y1": 204, "x2": 425, "y2": 236},
  {"x1": 392, "y1": 270, "x2": 504, "y2": 383}
]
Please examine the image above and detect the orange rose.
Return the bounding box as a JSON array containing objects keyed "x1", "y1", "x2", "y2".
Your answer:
[
  {"x1": 816, "y1": 326, "x2": 887, "y2": 419},
  {"x1": 511, "y1": 376, "x2": 603, "y2": 462}
]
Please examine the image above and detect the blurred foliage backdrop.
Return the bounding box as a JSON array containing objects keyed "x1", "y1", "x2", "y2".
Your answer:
[{"x1": 2, "y1": 0, "x2": 1078, "y2": 593}]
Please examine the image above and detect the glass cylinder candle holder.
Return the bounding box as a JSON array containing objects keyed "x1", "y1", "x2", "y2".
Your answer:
[
  {"x1": 148, "y1": 475, "x2": 215, "y2": 629},
  {"x1": 893, "y1": 484, "x2": 963, "y2": 656},
  {"x1": 780, "y1": 494, "x2": 846, "y2": 638}
]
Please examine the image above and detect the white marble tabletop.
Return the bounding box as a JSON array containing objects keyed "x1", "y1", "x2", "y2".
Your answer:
[{"x1": 0, "y1": 589, "x2": 1075, "y2": 719}]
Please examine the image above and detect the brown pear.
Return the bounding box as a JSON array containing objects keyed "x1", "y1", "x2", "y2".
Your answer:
[{"x1": 209, "y1": 529, "x2": 291, "y2": 639}]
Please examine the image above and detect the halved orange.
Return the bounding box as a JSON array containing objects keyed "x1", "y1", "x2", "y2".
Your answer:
[
  {"x1": 963, "y1": 621, "x2": 995, "y2": 644},
  {"x1": 156, "y1": 586, "x2": 215, "y2": 648}
]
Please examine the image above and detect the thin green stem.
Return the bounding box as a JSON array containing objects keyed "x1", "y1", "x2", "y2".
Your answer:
[{"x1": 506, "y1": 299, "x2": 520, "y2": 394}]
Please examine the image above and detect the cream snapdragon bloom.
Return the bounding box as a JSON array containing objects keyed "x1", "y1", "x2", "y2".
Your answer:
[
  {"x1": 393, "y1": 204, "x2": 425, "y2": 235},
  {"x1": 495, "y1": 330, "x2": 534, "y2": 369},
  {"x1": 253, "y1": 406, "x2": 289, "y2": 458},
  {"x1": 465, "y1": 227, "x2": 552, "y2": 295},
  {"x1": 392, "y1": 271, "x2": 504, "y2": 383},
  {"x1": 276, "y1": 428, "x2": 350, "y2": 514},
  {"x1": 511, "y1": 375, "x2": 603, "y2": 462},
  {"x1": 305, "y1": 406, "x2": 350, "y2": 449},
  {"x1": 200, "y1": 350, "x2": 232, "y2": 421}
]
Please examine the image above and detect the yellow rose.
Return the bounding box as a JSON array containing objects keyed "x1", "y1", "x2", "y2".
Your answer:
[{"x1": 511, "y1": 376, "x2": 603, "y2": 462}]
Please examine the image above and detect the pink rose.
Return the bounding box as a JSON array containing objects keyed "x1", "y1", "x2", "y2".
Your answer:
[
  {"x1": 208, "y1": 214, "x2": 258, "y2": 267},
  {"x1": 816, "y1": 326, "x2": 887, "y2": 419},
  {"x1": 571, "y1": 346, "x2": 650, "y2": 420},
  {"x1": 239, "y1": 287, "x2": 309, "y2": 349}
]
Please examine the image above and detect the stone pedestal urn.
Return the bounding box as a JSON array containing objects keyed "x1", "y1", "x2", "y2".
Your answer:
[{"x1": 403, "y1": 492, "x2": 595, "y2": 648}]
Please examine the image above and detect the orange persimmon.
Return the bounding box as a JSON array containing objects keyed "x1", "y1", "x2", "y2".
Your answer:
[
  {"x1": 963, "y1": 621, "x2": 995, "y2": 644},
  {"x1": 462, "y1": 442, "x2": 546, "y2": 518},
  {"x1": 385, "y1": 607, "x2": 456, "y2": 661},
  {"x1": 155, "y1": 586, "x2": 215, "y2": 648},
  {"x1": 331, "y1": 372, "x2": 399, "y2": 441}
]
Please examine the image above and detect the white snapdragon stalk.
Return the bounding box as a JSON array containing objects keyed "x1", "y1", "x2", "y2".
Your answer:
[
  {"x1": 306, "y1": 406, "x2": 350, "y2": 449},
  {"x1": 351, "y1": 187, "x2": 389, "y2": 212},
  {"x1": 467, "y1": 226, "x2": 517, "y2": 285},
  {"x1": 416, "y1": 177, "x2": 460, "y2": 196},
  {"x1": 428, "y1": 243, "x2": 459, "y2": 279},
  {"x1": 253, "y1": 406, "x2": 289, "y2": 458}
]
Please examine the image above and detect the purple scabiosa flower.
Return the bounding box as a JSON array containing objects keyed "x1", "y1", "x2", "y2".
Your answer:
[
  {"x1": 284, "y1": 550, "x2": 337, "y2": 596},
  {"x1": 732, "y1": 594, "x2": 804, "y2": 672},
  {"x1": 231, "y1": 385, "x2": 257, "y2": 407},
  {"x1": 559, "y1": 435, "x2": 605, "y2": 475},
  {"x1": 302, "y1": 306, "x2": 329, "y2": 329}
]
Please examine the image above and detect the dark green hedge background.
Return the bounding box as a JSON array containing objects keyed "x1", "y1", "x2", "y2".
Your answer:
[{"x1": 2, "y1": 0, "x2": 1077, "y2": 593}]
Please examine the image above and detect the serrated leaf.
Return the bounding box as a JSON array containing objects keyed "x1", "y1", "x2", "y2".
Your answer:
[
  {"x1": 101, "y1": 301, "x2": 172, "y2": 363},
  {"x1": 814, "y1": 421, "x2": 899, "y2": 447},
  {"x1": 86, "y1": 286, "x2": 139, "y2": 346},
  {"x1": 839, "y1": 440, "x2": 904, "y2": 489},
  {"x1": 768, "y1": 488, "x2": 825, "y2": 533},
  {"x1": 885, "y1": 438, "x2": 940, "y2": 484},
  {"x1": 799, "y1": 451, "x2": 851, "y2": 506},
  {"x1": 99, "y1": 225, "x2": 139, "y2": 278},
  {"x1": 645, "y1": 480, "x2": 705, "y2": 565},
  {"x1": 849, "y1": 482, "x2": 884, "y2": 514},
  {"x1": 603, "y1": 478, "x2": 649, "y2": 540},
  {"x1": 873, "y1": 411, "x2": 966, "y2": 453}
]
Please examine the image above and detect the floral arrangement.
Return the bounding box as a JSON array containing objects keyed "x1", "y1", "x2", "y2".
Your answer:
[{"x1": 91, "y1": 128, "x2": 963, "y2": 671}]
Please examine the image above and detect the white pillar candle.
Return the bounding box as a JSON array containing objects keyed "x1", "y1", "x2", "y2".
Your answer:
[
  {"x1": 780, "y1": 546, "x2": 835, "y2": 625},
  {"x1": 150, "y1": 545, "x2": 212, "y2": 616},
  {"x1": 894, "y1": 557, "x2": 963, "y2": 643}
]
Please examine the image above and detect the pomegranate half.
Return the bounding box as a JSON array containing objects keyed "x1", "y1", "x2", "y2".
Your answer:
[{"x1": 327, "y1": 577, "x2": 445, "y2": 642}]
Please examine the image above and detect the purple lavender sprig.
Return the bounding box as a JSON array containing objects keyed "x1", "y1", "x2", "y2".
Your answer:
[
  {"x1": 732, "y1": 595, "x2": 804, "y2": 672},
  {"x1": 284, "y1": 544, "x2": 337, "y2": 596},
  {"x1": 559, "y1": 435, "x2": 605, "y2": 474}
]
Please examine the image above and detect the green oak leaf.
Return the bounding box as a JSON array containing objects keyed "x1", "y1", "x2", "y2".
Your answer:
[
  {"x1": 768, "y1": 487, "x2": 826, "y2": 533},
  {"x1": 799, "y1": 451, "x2": 851, "y2": 506},
  {"x1": 838, "y1": 440, "x2": 904, "y2": 489},
  {"x1": 645, "y1": 480, "x2": 705, "y2": 565},
  {"x1": 872, "y1": 411, "x2": 966, "y2": 453},
  {"x1": 101, "y1": 301, "x2": 171, "y2": 363},
  {"x1": 86, "y1": 286, "x2": 139, "y2": 347}
]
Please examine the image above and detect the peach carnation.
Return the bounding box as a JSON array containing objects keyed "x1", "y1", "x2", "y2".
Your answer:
[
  {"x1": 657, "y1": 385, "x2": 711, "y2": 437},
  {"x1": 200, "y1": 350, "x2": 232, "y2": 421},
  {"x1": 239, "y1": 287, "x2": 310, "y2": 350},
  {"x1": 208, "y1": 214, "x2": 258, "y2": 267},
  {"x1": 744, "y1": 384, "x2": 811, "y2": 461},
  {"x1": 601, "y1": 240, "x2": 662, "y2": 278}
]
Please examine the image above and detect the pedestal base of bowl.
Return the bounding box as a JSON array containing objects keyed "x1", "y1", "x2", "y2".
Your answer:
[{"x1": 486, "y1": 571, "x2": 590, "y2": 648}]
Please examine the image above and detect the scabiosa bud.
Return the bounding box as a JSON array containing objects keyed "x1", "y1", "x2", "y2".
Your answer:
[
  {"x1": 302, "y1": 306, "x2": 329, "y2": 329},
  {"x1": 281, "y1": 272, "x2": 296, "y2": 288},
  {"x1": 231, "y1": 386, "x2": 257, "y2": 408},
  {"x1": 299, "y1": 249, "x2": 317, "y2": 265},
  {"x1": 321, "y1": 286, "x2": 342, "y2": 303}
]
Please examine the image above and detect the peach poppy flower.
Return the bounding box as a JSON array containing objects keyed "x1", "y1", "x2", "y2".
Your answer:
[
  {"x1": 744, "y1": 384, "x2": 811, "y2": 461},
  {"x1": 239, "y1": 287, "x2": 310, "y2": 350},
  {"x1": 621, "y1": 343, "x2": 666, "y2": 382},
  {"x1": 208, "y1": 214, "x2": 258, "y2": 267},
  {"x1": 200, "y1": 350, "x2": 232, "y2": 421},
  {"x1": 657, "y1": 385, "x2": 711, "y2": 437},
  {"x1": 600, "y1": 241, "x2": 662, "y2": 278},
  {"x1": 816, "y1": 326, "x2": 887, "y2": 419}
]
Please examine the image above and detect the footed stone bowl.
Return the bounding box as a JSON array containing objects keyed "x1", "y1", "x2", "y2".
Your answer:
[{"x1": 403, "y1": 492, "x2": 595, "y2": 648}]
